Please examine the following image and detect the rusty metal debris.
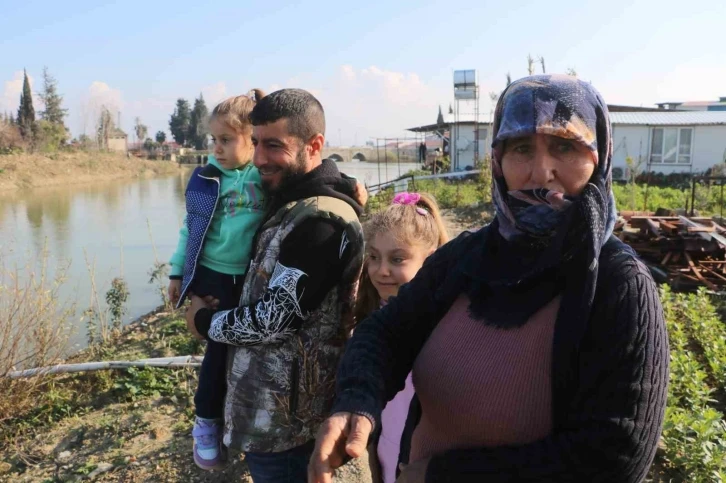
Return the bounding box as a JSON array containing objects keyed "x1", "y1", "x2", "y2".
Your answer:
[{"x1": 616, "y1": 211, "x2": 726, "y2": 291}]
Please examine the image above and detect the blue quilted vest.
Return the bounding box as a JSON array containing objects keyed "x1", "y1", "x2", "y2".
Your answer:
[{"x1": 176, "y1": 164, "x2": 223, "y2": 308}]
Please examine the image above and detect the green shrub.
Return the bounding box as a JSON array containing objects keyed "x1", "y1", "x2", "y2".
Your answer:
[
  {"x1": 612, "y1": 182, "x2": 726, "y2": 215},
  {"x1": 657, "y1": 286, "x2": 726, "y2": 481}
]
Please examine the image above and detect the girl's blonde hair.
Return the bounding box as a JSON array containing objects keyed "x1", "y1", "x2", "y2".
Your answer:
[
  {"x1": 210, "y1": 89, "x2": 265, "y2": 133},
  {"x1": 353, "y1": 193, "x2": 449, "y2": 326}
]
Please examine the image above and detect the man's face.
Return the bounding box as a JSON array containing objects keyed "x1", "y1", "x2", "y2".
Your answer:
[{"x1": 251, "y1": 119, "x2": 310, "y2": 193}]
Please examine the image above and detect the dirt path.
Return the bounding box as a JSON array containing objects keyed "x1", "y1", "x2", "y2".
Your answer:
[{"x1": 441, "y1": 204, "x2": 492, "y2": 237}]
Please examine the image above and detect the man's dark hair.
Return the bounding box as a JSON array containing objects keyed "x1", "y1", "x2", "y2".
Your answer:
[{"x1": 249, "y1": 88, "x2": 325, "y2": 142}]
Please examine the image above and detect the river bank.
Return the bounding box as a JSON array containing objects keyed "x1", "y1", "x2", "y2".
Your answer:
[{"x1": 0, "y1": 152, "x2": 181, "y2": 192}]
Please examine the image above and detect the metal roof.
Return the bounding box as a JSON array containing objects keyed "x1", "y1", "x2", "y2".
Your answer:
[
  {"x1": 610, "y1": 111, "x2": 726, "y2": 126},
  {"x1": 407, "y1": 113, "x2": 492, "y2": 132}
]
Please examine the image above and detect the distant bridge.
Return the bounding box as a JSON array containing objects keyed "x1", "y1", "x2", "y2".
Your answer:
[
  {"x1": 322, "y1": 146, "x2": 421, "y2": 164},
  {"x1": 321, "y1": 147, "x2": 379, "y2": 163}
]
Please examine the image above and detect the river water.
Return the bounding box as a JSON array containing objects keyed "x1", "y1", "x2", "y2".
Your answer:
[{"x1": 0, "y1": 161, "x2": 420, "y2": 350}]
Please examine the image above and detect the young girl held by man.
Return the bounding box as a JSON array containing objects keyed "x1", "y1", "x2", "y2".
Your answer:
[{"x1": 167, "y1": 90, "x2": 266, "y2": 470}]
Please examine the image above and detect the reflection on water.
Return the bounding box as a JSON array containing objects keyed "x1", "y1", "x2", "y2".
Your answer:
[
  {"x1": 0, "y1": 170, "x2": 191, "y2": 350},
  {"x1": 0, "y1": 162, "x2": 419, "y2": 350}
]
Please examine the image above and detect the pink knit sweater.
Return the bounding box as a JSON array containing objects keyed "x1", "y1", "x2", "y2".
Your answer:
[{"x1": 409, "y1": 294, "x2": 560, "y2": 462}]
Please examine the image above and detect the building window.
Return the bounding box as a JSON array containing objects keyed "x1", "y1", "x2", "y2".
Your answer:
[{"x1": 650, "y1": 127, "x2": 692, "y2": 164}]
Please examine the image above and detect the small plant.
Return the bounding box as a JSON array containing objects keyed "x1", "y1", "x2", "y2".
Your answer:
[
  {"x1": 105, "y1": 277, "x2": 129, "y2": 333},
  {"x1": 84, "y1": 307, "x2": 101, "y2": 347},
  {"x1": 146, "y1": 218, "x2": 171, "y2": 310},
  {"x1": 113, "y1": 367, "x2": 178, "y2": 401},
  {"x1": 475, "y1": 154, "x2": 492, "y2": 204},
  {"x1": 75, "y1": 461, "x2": 97, "y2": 476},
  {"x1": 148, "y1": 261, "x2": 170, "y2": 309}
]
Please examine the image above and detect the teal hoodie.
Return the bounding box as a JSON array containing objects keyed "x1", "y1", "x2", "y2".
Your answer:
[{"x1": 170, "y1": 156, "x2": 266, "y2": 277}]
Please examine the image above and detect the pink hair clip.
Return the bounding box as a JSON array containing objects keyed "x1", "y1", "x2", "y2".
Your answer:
[
  {"x1": 392, "y1": 192, "x2": 428, "y2": 216},
  {"x1": 392, "y1": 192, "x2": 421, "y2": 205}
]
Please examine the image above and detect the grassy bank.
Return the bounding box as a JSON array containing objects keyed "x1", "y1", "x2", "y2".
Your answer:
[
  {"x1": 0, "y1": 306, "x2": 372, "y2": 482},
  {"x1": 0, "y1": 152, "x2": 180, "y2": 192},
  {"x1": 0, "y1": 308, "x2": 225, "y2": 482}
]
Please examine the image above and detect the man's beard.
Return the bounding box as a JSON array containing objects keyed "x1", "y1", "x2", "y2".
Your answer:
[{"x1": 262, "y1": 149, "x2": 308, "y2": 194}]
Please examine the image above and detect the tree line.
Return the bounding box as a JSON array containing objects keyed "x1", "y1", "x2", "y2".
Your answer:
[
  {"x1": 0, "y1": 67, "x2": 210, "y2": 155},
  {"x1": 168, "y1": 94, "x2": 209, "y2": 150},
  {"x1": 1, "y1": 68, "x2": 69, "y2": 153}
]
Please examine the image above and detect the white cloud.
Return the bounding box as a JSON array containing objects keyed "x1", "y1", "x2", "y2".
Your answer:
[
  {"x1": 201, "y1": 81, "x2": 228, "y2": 107},
  {"x1": 73, "y1": 81, "x2": 124, "y2": 136},
  {"x1": 249, "y1": 65, "x2": 450, "y2": 146},
  {"x1": 341, "y1": 65, "x2": 356, "y2": 81},
  {"x1": 315, "y1": 65, "x2": 450, "y2": 145},
  {"x1": 86, "y1": 81, "x2": 123, "y2": 110}
]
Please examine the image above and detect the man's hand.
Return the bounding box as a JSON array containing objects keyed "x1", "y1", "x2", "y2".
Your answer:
[
  {"x1": 185, "y1": 294, "x2": 219, "y2": 340},
  {"x1": 168, "y1": 279, "x2": 181, "y2": 306},
  {"x1": 308, "y1": 412, "x2": 372, "y2": 483},
  {"x1": 353, "y1": 180, "x2": 368, "y2": 207}
]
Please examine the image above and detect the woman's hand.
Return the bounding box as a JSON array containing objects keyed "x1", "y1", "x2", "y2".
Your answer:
[
  {"x1": 308, "y1": 412, "x2": 372, "y2": 483},
  {"x1": 396, "y1": 459, "x2": 430, "y2": 483}
]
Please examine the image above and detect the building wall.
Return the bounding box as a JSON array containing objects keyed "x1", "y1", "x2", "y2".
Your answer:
[
  {"x1": 612, "y1": 124, "x2": 726, "y2": 175},
  {"x1": 612, "y1": 125, "x2": 650, "y2": 178},
  {"x1": 108, "y1": 136, "x2": 128, "y2": 153},
  {"x1": 450, "y1": 123, "x2": 490, "y2": 171},
  {"x1": 692, "y1": 126, "x2": 726, "y2": 169}
]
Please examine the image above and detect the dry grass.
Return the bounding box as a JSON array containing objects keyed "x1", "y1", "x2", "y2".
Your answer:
[
  {"x1": 0, "y1": 247, "x2": 75, "y2": 424},
  {"x1": 0, "y1": 151, "x2": 180, "y2": 192}
]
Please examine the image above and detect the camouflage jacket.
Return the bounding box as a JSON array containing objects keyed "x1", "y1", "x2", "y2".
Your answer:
[{"x1": 206, "y1": 195, "x2": 363, "y2": 452}]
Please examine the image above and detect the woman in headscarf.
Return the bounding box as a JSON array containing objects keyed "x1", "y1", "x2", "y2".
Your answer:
[{"x1": 308, "y1": 75, "x2": 669, "y2": 483}]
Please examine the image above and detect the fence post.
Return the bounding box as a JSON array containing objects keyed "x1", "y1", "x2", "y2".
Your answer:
[{"x1": 690, "y1": 178, "x2": 697, "y2": 216}]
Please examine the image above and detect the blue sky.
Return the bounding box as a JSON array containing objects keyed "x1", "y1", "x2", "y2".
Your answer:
[{"x1": 1, "y1": 0, "x2": 724, "y2": 145}]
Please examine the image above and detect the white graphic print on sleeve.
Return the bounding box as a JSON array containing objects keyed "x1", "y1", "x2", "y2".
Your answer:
[
  {"x1": 339, "y1": 231, "x2": 349, "y2": 260},
  {"x1": 208, "y1": 262, "x2": 308, "y2": 346}
]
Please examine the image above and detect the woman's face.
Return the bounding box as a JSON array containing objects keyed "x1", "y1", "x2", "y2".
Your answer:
[
  {"x1": 501, "y1": 133, "x2": 597, "y2": 196},
  {"x1": 366, "y1": 232, "x2": 432, "y2": 303}
]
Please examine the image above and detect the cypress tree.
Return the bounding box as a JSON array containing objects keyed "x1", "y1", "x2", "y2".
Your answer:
[
  {"x1": 188, "y1": 93, "x2": 209, "y2": 150},
  {"x1": 17, "y1": 69, "x2": 35, "y2": 139}
]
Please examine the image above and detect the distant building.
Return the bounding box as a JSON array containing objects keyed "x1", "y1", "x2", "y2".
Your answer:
[
  {"x1": 610, "y1": 111, "x2": 726, "y2": 178},
  {"x1": 656, "y1": 97, "x2": 726, "y2": 112},
  {"x1": 407, "y1": 113, "x2": 492, "y2": 171},
  {"x1": 107, "y1": 128, "x2": 128, "y2": 153}
]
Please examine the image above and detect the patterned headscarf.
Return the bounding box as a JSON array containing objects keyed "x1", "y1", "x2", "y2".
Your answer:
[
  {"x1": 464, "y1": 75, "x2": 617, "y2": 327},
  {"x1": 491, "y1": 74, "x2": 616, "y2": 274}
]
